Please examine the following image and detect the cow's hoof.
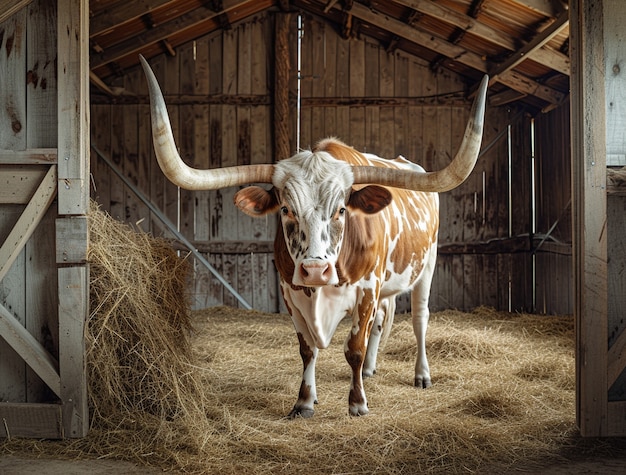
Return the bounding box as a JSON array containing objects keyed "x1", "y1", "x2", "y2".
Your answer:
[
  {"x1": 414, "y1": 376, "x2": 432, "y2": 388},
  {"x1": 288, "y1": 406, "x2": 315, "y2": 419},
  {"x1": 349, "y1": 404, "x2": 369, "y2": 416},
  {"x1": 362, "y1": 368, "x2": 376, "y2": 378}
]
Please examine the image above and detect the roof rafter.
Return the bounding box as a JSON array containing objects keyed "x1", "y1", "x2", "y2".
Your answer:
[
  {"x1": 90, "y1": 0, "x2": 175, "y2": 37},
  {"x1": 488, "y1": 9, "x2": 569, "y2": 86},
  {"x1": 90, "y1": 0, "x2": 257, "y2": 71},
  {"x1": 394, "y1": 0, "x2": 569, "y2": 75},
  {"x1": 334, "y1": 1, "x2": 565, "y2": 104}
]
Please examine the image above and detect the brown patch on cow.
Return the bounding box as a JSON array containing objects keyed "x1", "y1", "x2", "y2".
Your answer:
[
  {"x1": 297, "y1": 332, "x2": 314, "y2": 368},
  {"x1": 298, "y1": 380, "x2": 312, "y2": 402},
  {"x1": 336, "y1": 214, "x2": 381, "y2": 284},
  {"x1": 388, "y1": 190, "x2": 438, "y2": 276},
  {"x1": 274, "y1": 224, "x2": 295, "y2": 283}
]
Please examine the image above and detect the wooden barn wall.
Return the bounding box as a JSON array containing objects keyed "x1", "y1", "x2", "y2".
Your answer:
[
  {"x1": 0, "y1": 1, "x2": 59, "y2": 403},
  {"x1": 91, "y1": 13, "x2": 278, "y2": 312},
  {"x1": 294, "y1": 14, "x2": 531, "y2": 313},
  {"x1": 91, "y1": 11, "x2": 546, "y2": 315},
  {"x1": 534, "y1": 103, "x2": 573, "y2": 315}
]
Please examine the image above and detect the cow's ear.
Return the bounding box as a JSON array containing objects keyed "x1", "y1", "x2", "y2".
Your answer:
[
  {"x1": 347, "y1": 185, "x2": 392, "y2": 214},
  {"x1": 234, "y1": 186, "x2": 280, "y2": 217}
]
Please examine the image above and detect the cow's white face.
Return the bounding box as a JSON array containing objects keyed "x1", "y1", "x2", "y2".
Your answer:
[
  {"x1": 271, "y1": 151, "x2": 353, "y2": 286},
  {"x1": 233, "y1": 148, "x2": 393, "y2": 288}
]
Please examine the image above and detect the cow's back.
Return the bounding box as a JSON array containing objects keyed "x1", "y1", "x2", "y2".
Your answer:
[{"x1": 314, "y1": 138, "x2": 439, "y2": 295}]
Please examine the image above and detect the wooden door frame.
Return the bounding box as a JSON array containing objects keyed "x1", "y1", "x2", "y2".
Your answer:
[{"x1": 571, "y1": 0, "x2": 626, "y2": 437}]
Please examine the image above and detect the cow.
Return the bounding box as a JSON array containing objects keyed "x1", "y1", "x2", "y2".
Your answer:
[{"x1": 139, "y1": 55, "x2": 488, "y2": 417}]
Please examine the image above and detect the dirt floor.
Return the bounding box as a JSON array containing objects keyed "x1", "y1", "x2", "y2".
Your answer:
[{"x1": 2, "y1": 452, "x2": 626, "y2": 474}]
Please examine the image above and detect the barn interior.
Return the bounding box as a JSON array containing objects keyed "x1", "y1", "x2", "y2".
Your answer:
[
  {"x1": 89, "y1": 0, "x2": 572, "y2": 316},
  {"x1": 3, "y1": 0, "x2": 626, "y2": 471}
]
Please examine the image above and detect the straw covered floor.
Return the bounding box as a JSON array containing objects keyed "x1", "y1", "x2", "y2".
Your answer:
[{"x1": 2, "y1": 204, "x2": 625, "y2": 473}]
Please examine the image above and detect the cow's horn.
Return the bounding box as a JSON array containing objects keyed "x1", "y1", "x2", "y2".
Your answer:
[
  {"x1": 352, "y1": 75, "x2": 489, "y2": 192},
  {"x1": 140, "y1": 55, "x2": 274, "y2": 190}
]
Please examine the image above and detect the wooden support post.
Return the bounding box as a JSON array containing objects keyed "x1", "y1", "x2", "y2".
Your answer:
[
  {"x1": 57, "y1": 0, "x2": 90, "y2": 438},
  {"x1": 570, "y1": 0, "x2": 608, "y2": 436},
  {"x1": 274, "y1": 12, "x2": 292, "y2": 161}
]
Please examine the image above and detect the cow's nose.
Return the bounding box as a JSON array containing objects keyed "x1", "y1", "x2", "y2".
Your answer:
[{"x1": 299, "y1": 259, "x2": 332, "y2": 286}]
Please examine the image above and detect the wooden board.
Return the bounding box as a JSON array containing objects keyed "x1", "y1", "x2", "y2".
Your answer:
[
  {"x1": 570, "y1": 0, "x2": 609, "y2": 436},
  {"x1": 0, "y1": 402, "x2": 62, "y2": 439}
]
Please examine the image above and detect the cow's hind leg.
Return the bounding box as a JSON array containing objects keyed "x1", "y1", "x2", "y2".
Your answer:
[
  {"x1": 363, "y1": 297, "x2": 395, "y2": 378},
  {"x1": 411, "y1": 249, "x2": 436, "y2": 389}
]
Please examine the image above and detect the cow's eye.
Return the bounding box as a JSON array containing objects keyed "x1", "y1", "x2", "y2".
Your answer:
[
  {"x1": 281, "y1": 206, "x2": 289, "y2": 215},
  {"x1": 339, "y1": 207, "x2": 346, "y2": 215}
]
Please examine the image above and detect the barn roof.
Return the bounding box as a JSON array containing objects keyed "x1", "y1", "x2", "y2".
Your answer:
[{"x1": 89, "y1": 0, "x2": 570, "y2": 111}]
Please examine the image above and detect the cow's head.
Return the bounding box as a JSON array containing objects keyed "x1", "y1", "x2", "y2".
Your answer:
[
  {"x1": 139, "y1": 55, "x2": 488, "y2": 287},
  {"x1": 233, "y1": 147, "x2": 392, "y2": 286}
]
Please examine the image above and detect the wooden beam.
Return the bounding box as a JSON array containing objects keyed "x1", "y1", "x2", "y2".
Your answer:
[
  {"x1": 0, "y1": 0, "x2": 33, "y2": 24},
  {"x1": 89, "y1": 0, "x2": 264, "y2": 70},
  {"x1": 0, "y1": 403, "x2": 63, "y2": 439},
  {"x1": 488, "y1": 10, "x2": 569, "y2": 85},
  {"x1": 0, "y1": 148, "x2": 57, "y2": 165},
  {"x1": 334, "y1": 1, "x2": 565, "y2": 104},
  {"x1": 570, "y1": 0, "x2": 608, "y2": 437},
  {"x1": 395, "y1": 0, "x2": 569, "y2": 75},
  {"x1": 57, "y1": 0, "x2": 90, "y2": 439},
  {"x1": 0, "y1": 166, "x2": 57, "y2": 281},
  {"x1": 608, "y1": 327, "x2": 626, "y2": 389},
  {"x1": 0, "y1": 303, "x2": 61, "y2": 398},
  {"x1": 509, "y1": 0, "x2": 568, "y2": 17},
  {"x1": 90, "y1": 0, "x2": 174, "y2": 37}
]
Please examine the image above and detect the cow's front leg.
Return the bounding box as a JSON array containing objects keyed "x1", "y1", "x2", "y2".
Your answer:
[
  {"x1": 288, "y1": 324, "x2": 319, "y2": 418},
  {"x1": 345, "y1": 301, "x2": 376, "y2": 416}
]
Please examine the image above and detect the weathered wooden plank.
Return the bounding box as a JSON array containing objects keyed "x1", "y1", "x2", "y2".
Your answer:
[
  {"x1": 122, "y1": 67, "x2": 145, "y2": 230},
  {"x1": 0, "y1": 149, "x2": 57, "y2": 165},
  {"x1": 607, "y1": 401, "x2": 626, "y2": 436},
  {"x1": 0, "y1": 206, "x2": 26, "y2": 402},
  {"x1": 57, "y1": 0, "x2": 89, "y2": 215},
  {"x1": 55, "y1": 216, "x2": 88, "y2": 265},
  {"x1": 26, "y1": 0, "x2": 57, "y2": 149},
  {"x1": 0, "y1": 165, "x2": 56, "y2": 282},
  {"x1": 58, "y1": 264, "x2": 88, "y2": 437},
  {"x1": 364, "y1": 39, "x2": 379, "y2": 98},
  {"x1": 349, "y1": 38, "x2": 365, "y2": 97},
  {"x1": 0, "y1": 0, "x2": 33, "y2": 24},
  {"x1": 0, "y1": 6, "x2": 26, "y2": 151},
  {"x1": 0, "y1": 303, "x2": 60, "y2": 398},
  {"x1": 0, "y1": 402, "x2": 62, "y2": 439},
  {"x1": 25, "y1": 205, "x2": 58, "y2": 401},
  {"x1": 0, "y1": 165, "x2": 49, "y2": 204},
  {"x1": 570, "y1": 0, "x2": 608, "y2": 436},
  {"x1": 379, "y1": 48, "x2": 394, "y2": 98}
]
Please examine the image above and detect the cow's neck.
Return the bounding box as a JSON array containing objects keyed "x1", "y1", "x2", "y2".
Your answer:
[{"x1": 282, "y1": 283, "x2": 357, "y2": 349}]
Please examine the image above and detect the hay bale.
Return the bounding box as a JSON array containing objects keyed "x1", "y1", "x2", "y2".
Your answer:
[{"x1": 83, "y1": 202, "x2": 218, "y2": 468}]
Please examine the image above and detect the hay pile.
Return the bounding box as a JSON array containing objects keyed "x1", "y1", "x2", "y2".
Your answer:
[
  {"x1": 81, "y1": 203, "x2": 218, "y2": 468},
  {"x1": 2, "y1": 203, "x2": 623, "y2": 473}
]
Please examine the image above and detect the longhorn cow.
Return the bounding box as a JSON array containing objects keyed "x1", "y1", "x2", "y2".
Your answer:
[{"x1": 140, "y1": 55, "x2": 488, "y2": 417}]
